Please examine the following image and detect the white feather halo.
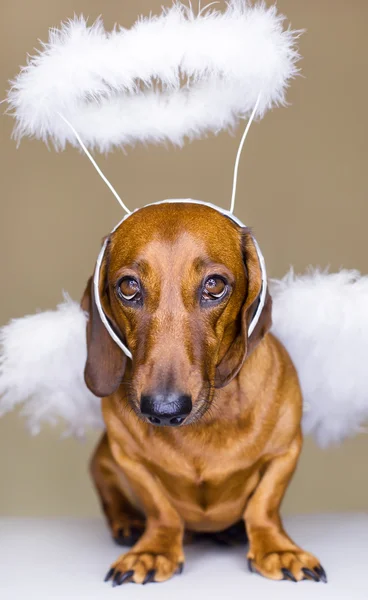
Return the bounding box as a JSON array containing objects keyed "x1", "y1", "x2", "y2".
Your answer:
[{"x1": 7, "y1": 1, "x2": 301, "y2": 152}]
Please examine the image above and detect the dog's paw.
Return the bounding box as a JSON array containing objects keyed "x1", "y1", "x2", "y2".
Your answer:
[
  {"x1": 111, "y1": 519, "x2": 145, "y2": 547},
  {"x1": 104, "y1": 551, "x2": 184, "y2": 585},
  {"x1": 247, "y1": 549, "x2": 327, "y2": 583}
]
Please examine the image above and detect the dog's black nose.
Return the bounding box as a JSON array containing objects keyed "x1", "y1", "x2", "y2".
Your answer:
[{"x1": 140, "y1": 393, "x2": 192, "y2": 426}]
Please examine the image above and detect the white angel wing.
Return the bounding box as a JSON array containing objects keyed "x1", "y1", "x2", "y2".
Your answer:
[
  {"x1": 0, "y1": 296, "x2": 103, "y2": 436},
  {"x1": 271, "y1": 269, "x2": 368, "y2": 447}
]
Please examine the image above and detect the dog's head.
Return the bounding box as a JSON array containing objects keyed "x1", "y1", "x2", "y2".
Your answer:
[{"x1": 82, "y1": 203, "x2": 271, "y2": 426}]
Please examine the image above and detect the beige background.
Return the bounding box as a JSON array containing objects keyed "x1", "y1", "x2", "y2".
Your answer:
[{"x1": 0, "y1": 0, "x2": 367, "y2": 517}]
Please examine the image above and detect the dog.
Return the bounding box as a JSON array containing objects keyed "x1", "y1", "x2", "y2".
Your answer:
[{"x1": 81, "y1": 202, "x2": 326, "y2": 586}]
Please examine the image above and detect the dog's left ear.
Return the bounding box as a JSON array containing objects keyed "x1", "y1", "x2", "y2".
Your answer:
[
  {"x1": 215, "y1": 228, "x2": 272, "y2": 388},
  {"x1": 81, "y1": 248, "x2": 127, "y2": 397}
]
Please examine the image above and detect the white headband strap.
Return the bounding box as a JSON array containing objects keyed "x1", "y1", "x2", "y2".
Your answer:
[
  {"x1": 58, "y1": 91, "x2": 261, "y2": 218},
  {"x1": 57, "y1": 113, "x2": 131, "y2": 216},
  {"x1": 93, "y1": 199, "x2": 267, "y2": 359},
  {"x1": 230, "y1": 92, "x2": 261, "y2": 214}
]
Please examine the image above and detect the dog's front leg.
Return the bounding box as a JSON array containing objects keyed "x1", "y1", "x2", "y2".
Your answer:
[
  {"x1": 104, "y1": 441, "x2": 184, "y2": 586},
  {"x1": 244, "y1": 434, "x2": 327, "y2": 583}
]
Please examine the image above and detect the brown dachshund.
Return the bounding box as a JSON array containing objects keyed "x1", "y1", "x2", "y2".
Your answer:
[{"x1": 82, "y1": 203, "x2": 326, "y2": 586}]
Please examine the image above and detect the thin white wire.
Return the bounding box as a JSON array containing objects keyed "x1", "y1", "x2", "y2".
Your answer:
[
  {"x1": 58, "y1": 92, "x2": 260, "y2": 218},
  {"x1": 198, "y1": 1, "x2": 220, "y2": 17},
  {"x1": 57, "y1": 113, "x2": 131, "y2": 215},
  {"x1": 229, "y1": 92, "x2": 262, "y2": 214}
]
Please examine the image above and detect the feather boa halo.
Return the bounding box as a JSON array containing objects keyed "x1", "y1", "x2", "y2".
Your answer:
[
  {"x1": 7, "y1": 1, "x2": 300, "y2": 151},
  {"x1": 1, "y1": 271, "x2": 368, "y2": 446}
]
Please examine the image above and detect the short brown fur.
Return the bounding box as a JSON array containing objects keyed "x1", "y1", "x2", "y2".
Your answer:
[{"x1": 84, "y1": 204, "x2": 325, "y2": 585}]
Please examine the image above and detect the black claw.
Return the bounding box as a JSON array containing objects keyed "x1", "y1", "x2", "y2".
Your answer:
[
  {"x1": 302, "y1": 568, "x2": 320, "y2": 582},
  {"x1": 143, "y1": 570, "x2": 156, "y2": 585},
  {"x1": 247, "y1": 559, "x2": 254, "y2": 573},
  {"x1": 104, "y1": 568, "x2": 115, "y2": 582},
  {"x1": 118, "y1": 570, "x2": 135, "y2": 585},
  {"x1": 315, "y1": 565, "x2": 328, "y2": 583},
  {"x1": 112, "y1": 571, "x2": 123, "y2": 587},
  {"x1": 281, "y1": 568, "x2": 297, "y2": 583},
  {"x1": 177, "y1": 563, "x2": 184, "y2": 575}
]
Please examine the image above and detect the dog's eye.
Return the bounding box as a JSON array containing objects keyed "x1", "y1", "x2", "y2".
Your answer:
[
  {"x1": 117, "y1": 277, "x2": 141, "y2": 302},
  {"x1": 202, "y1": 276, "x2": 228, "y2": 302}
]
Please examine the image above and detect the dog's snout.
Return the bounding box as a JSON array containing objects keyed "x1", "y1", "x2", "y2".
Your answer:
[{"x1": 140, "y1": 393, "x2": 192, "y2": 426}]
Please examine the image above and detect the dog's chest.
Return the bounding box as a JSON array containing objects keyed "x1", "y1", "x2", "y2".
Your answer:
[{"x1": 139, "y1": 425, "x2": 264, "y2": 529}]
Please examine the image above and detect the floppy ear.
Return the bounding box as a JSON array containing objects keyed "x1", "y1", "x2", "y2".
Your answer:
[
  {"x1": 81, "y1": 255, "x2": 127, "y2": 398},
  {"x1": 215, "y1": 229, "x2": 272, "y2": 388}
]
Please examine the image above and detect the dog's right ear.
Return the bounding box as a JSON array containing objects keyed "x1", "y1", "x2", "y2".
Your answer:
[{"x1": 81, "y1": 271, "x2": 127, "y2": 398}]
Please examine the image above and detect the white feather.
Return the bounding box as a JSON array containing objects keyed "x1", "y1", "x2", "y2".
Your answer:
[
  {"x1": 271, "y1": 269, "x2": 368, "y2": 447},
  {"x1": 7, "y1": 1, "x2": 301, "y2": 152},
  {"x1": 0, "y1": 296, "x2": 103, "y2": 436}
]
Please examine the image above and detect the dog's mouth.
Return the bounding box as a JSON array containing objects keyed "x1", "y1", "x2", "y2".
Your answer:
[{"x1": 184, "y1": 395, "x2": 214, "y2": 425}]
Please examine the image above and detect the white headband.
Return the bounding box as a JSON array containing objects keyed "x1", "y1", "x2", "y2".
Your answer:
[{"x1": 93, "y1": 199, "x2": 267, "y2": 360}]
